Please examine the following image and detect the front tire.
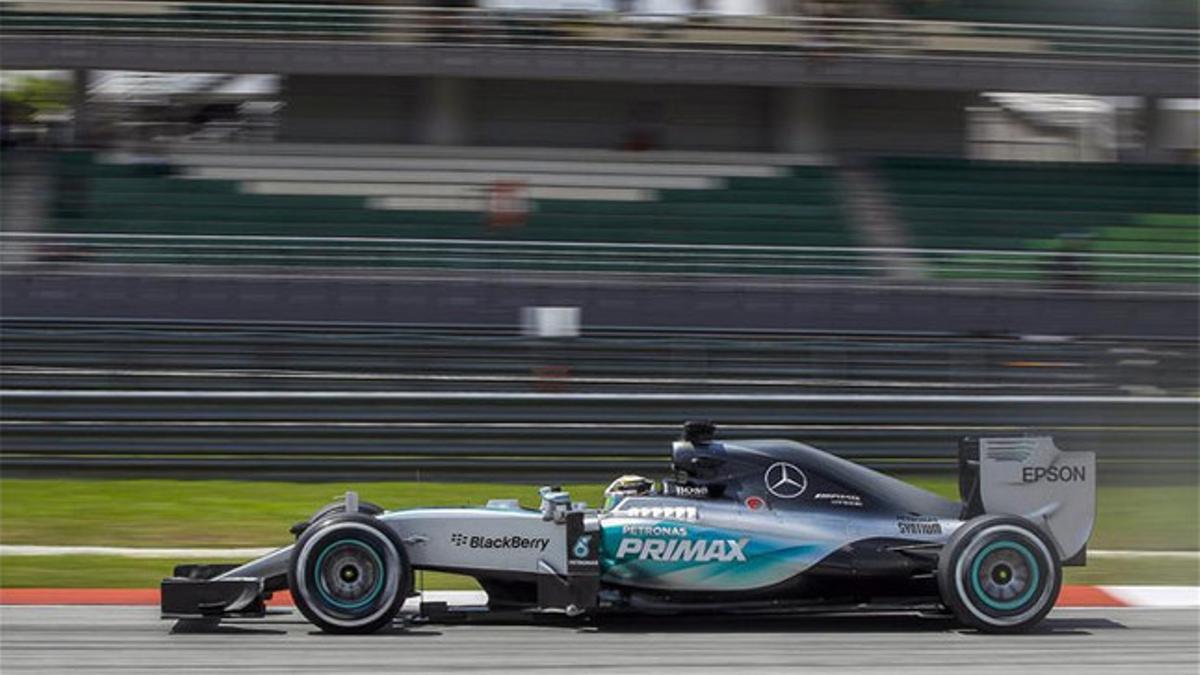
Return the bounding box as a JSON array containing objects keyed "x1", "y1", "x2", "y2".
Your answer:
[
  {"x1": 289, "y1": 513, "x2": 410, "y2": 634},
  {"x1": 937, "y1": 515, "x2": 1062, "y2": 633},
  {"x1": 291, "y1": 500, "x2": 385, "y2": 538}
]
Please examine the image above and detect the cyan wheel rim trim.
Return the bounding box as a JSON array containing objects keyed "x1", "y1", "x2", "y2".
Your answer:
[
  {"x1": 295, "y1": 521, "x2": 402, "y2": 628},
  {"x1": 969, "y1": 540, "x2": 1040, "y2": 611},
  {"x1": 314, "y1": 539, "x2": 386, "y2": 611},
  {"x1": 953, "y1": 524, "x2": 1057, "y2": 627}
]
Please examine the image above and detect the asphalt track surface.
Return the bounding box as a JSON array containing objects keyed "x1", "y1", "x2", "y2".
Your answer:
[{"x1": 1, "y1": 606, "x2": 1197, "y2": 674}]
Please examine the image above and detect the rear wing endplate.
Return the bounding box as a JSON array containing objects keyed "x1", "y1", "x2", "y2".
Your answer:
[{"x1": 972, "y1": 436, "x2": 1096, "y2": 562}]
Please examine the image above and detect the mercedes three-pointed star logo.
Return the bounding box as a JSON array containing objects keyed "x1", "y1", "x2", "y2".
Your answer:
[{"x1": 764, "y1": 461, "x2": 807, "y2": 499}]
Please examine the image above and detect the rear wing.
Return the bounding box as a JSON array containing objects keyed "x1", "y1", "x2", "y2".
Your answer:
[{"x1": 958, "y1": 436, "x2": 1095, "y2": 564}]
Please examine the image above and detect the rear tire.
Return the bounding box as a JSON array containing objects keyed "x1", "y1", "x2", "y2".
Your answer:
[
  {"x1": 289, "y1": 513, "x2": 409, "y2": 634},
  {"x1": 937, "y1": 515, "x2": 1061, "y2": 633}
]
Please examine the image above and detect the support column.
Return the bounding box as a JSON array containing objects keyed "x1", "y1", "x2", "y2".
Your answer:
[
  {"x1": 71, "y1": 69, "x2": 92, "y2": 146},
  {"x1": 419, "y1": 77, "x2": 470, "y2": 146},
  {"x1": 770, "y1": 87, "x2": 830, "y2": 155},
  {"x1": 1142, "y1": 96, "x2": 1164, "y2": 163}
]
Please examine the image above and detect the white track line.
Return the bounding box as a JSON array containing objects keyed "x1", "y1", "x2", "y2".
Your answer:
[
  {"x1": 0, "y1": 545, "x2": 277, "y2": 558},
  {"x1": 1103, "y1": 586, "x2": 1200, "y2": 608},
  {"x1": 1089, "y1": 550, "x2": 1200, "y2": 560}
]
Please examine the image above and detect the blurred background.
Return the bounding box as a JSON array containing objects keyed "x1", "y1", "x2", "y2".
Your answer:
[{"x1": 0, "y1": 0, "x2": 1196, "y2": 590}]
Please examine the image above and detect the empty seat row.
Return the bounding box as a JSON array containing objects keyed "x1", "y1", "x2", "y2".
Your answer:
[
  {"x1": 48, "y1": 148, "x2": 859, "y2": 274},
  {"x1": 879, "y1": 157, "x2": 1198, "y2": 284}
]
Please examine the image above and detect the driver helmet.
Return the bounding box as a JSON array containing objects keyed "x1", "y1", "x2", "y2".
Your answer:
[{"x1": 603, "y1": 474, "x2": 655, "y2": 510}]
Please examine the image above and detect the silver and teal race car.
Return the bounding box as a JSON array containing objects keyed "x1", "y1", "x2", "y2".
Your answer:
[{"x1": 161, "y1": 422, "x2": 1095, "y2": 634}]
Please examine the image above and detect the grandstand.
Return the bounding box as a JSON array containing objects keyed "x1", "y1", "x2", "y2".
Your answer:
[
  {"x1": 2, "y1": 0, "x2": 1197, "y2": 289},
  {"x1": 48, "y1": 145, "x2": 859, "y2": 274},
  {"x1": 41, "y1": 144, "x2": 1197, "y2": 285},
  {"x1": 879, "y1": 157, "x2": 1200, "y2": 283}
]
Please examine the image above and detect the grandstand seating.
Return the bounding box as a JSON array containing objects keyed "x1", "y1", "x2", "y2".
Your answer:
[
  {"x1": 878, "y1": 157, "x2": 1199, "y2": 283},
  {"x1": 48, "y1": 146, "x2": 856, "y2": 273},
  {"x1": 0, "y1": 2, "x2": 376, "y2": 36},
  {"x1": 46, "y1": 148, "x2": 1199, "y2": 285}
]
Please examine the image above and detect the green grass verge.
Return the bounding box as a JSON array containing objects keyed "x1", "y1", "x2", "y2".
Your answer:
[
  {"x1": 0, "y1": 479, "x2": 608, "y2": 548},
  {"x1": 1065, "y1": 557, "x2": 1199, "y2": 586},
  {"x1": 1, "y1": 477, "x2": 1195, "y2": 588}
]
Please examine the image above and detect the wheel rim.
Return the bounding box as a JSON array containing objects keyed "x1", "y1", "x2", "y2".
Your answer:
[
  {"x1": 953, "y1": 524, "x2": 1056, "y2": 627},
  {"x1": 314, "y1": 539, "x2": 385, "y2": 611},
  {"x1": 969, "y1": 540, "x2": 1039, "y2": 611},
  {"x1": 295, "y1": 521, "x2": 402, "y2": 628}
]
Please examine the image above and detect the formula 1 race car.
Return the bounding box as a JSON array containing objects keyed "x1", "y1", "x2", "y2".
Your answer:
[{"x1": 161, "y1": 422, "x2": 1095, "y2": 634}]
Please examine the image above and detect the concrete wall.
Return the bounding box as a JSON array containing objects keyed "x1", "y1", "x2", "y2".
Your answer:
[
  {"x1": 771, "y1": 87, "x2": 831, "y2": 154},
  {"x1": 278, "y1": 75, "x2": 972, "y2": 157},
  {"x1": 829, "y1": 89, "x2": 973, "y2": 157},
  {"x1": 5, "y1": 273, "x2": 1195, "y2": 338},
  {"x1": 471, "y1": 79, "x2": 771, "y2": 150},
  {"x1": 279, "y1": 75, "x2": 773, "y2": 150},
  {"x1": 1152, "y1": 98, "x2": 1200, "y2": 161},
  {"x1": 278, "y1": 75, "x2": 422, "y2": 143},
  {"x1": 419, "y1": 77, "x2": 472, "y2": 146}
]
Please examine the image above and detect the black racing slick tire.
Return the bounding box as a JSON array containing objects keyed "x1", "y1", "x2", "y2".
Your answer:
[
  {"x1": 937, "y1": 515, "x2": 1062, "y2": 634},
  {"x1": 288, "y1": 513, "x2": 410, "y2": 634},
  {"x1": 310, "y1": 500, "x2": 384, "y2": 522},
  {"x1": 291, "y1": 500, "x2": 385, "y2": 538}
]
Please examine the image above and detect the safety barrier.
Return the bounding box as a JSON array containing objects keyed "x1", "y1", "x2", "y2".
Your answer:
[
  {"x1": 4, "y1": 233, "x2": 1198, "y2": 288},
  {"x1": 1, "y1": 319, "x2": 1195, "y2": 480}
]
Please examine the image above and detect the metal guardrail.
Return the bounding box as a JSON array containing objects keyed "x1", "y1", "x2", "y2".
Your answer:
[
  {"x1": 0, "y1": 2, "x2": 1196, "y2": 66},
  {"x1": 4, "y1": 233, "x2": 1198, "y2": 288},
  {"x1": 3, "y1": 317, "x2": 1197, "y2": 395},
  {"x1": 1, "y1": 318, "x2": 1196, "y2": 479},
  {"x1": 2, "y1": 389, "x2": 1196, "y2": 480}
]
